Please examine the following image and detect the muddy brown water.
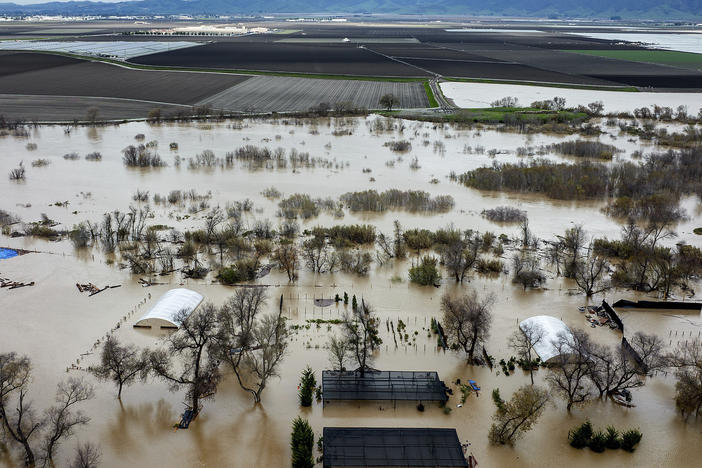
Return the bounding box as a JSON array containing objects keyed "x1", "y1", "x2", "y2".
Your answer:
[{"x1": 1, "y1": 117, "x2": 701, "y2": 467}]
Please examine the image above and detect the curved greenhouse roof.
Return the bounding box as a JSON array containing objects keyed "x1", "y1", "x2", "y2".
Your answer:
[
  {"x1": 519, "y1": 315, "x2": 574, "y2": 363},
  {"x1": 134, "y1": 288, "x2": 203, "y2": 329}
]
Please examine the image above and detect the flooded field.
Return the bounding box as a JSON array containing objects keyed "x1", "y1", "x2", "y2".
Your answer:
[
  {"x1": 441, "y1": 81, "x2": 702, "y2": 113},
  {"x1": 1, "y1": 116, "x2": 702, "y2": 467}
]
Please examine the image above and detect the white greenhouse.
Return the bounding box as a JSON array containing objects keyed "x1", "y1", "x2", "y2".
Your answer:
[
  {"x1": 519, "y1": 315, "x2": 574, "y2": 363},
  {"x1": 134, "y1": 288, "x2": 203, "y2": 329}
]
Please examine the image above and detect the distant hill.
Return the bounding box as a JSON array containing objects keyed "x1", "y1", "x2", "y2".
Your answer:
[{"x1": 1, "y1": 0, "x2": 702, "y2": 20}]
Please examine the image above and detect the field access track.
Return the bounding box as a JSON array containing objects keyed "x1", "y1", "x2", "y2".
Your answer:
[{"x1": 198, "y1": 76, "x2": 429, "y2": 112}]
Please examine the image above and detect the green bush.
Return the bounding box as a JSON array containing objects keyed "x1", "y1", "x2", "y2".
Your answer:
[
  {"x1": 568, "y1": 421, "x2": 593, "y2": 449},
  {"x1": 589, "y1": 431, "x2": 607, "y2": 453},
  {"x1": 408, "y1": 256, "x2": 441, "y2": 286},
  {"x1": 620, "y1": 429, "x2": 642, "y2": 452},
  {"x1": 605, "y1": 426, "x2": 620, "y2": 450}
]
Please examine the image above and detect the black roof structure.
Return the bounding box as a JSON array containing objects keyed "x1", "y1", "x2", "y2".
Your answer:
[
  {"x1": 322, "y1": 370, "x2": 448, "y2": 403},
  {"x1": 323, "y1": 427, "x2": 468, "y2": 468}
]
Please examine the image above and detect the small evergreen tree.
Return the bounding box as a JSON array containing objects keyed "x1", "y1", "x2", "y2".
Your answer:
[
  {"x1": 298, "y1": 366, "x2": 316, "y2": 407},
  {"x1": 291, "y1": 417, "x2": 314, "y2": 468},
  {"x1": 620, "y1": 429, "x2": 642, "y2": 452}
]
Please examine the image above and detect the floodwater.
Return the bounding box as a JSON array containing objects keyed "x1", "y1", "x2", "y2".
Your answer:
[
  {"x1": 571, "y1": 32, "x2": 702, "y2": 55},
  {"x1": 1, "y1": 117, "x2": 702, "y2": 468},
  {"x1": 440, "y1": 81, "x2": 702, "y2": 114}
]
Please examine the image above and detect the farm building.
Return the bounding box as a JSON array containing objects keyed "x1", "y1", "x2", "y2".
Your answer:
[
  {"x1": 519, "y1": 315, "x2": 574, "y2": 363},
  {"x1": 321, "y1": 370, "x2": 448, "y2": 407},
  {"x1": 322, "y1": 427, "x2": 468, "y2": 468},
  {"x1": 133, "y1": 288, "x2": 203, "y2": 329}
]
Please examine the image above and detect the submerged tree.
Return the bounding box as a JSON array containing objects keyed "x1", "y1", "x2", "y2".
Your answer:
[
  {"x1": 668, "y1": 338, "x2": 702, "y2": 419},
  {"x1": 488, "y1": 385, "x2": 549, "y2": 445},
  {"x1": 69, "y1": 442, "x2": 101, "y2": 468},
  {"x1": 328, "y1": 335, "x2": 350, "y2": 372},
  {"x1": 441, "y1": 290, "x2": 494, "y2": 363},
  {"x1": 546, "y1": 330, "x2": 593, "y2": 412},
  {"x1": 216, "y1": 289, "x2": 288, "y2": 403},
  {"x1": 0, "y1": 354, "x2": 93, "y2": 467},
  {"x1": 341, "y1": 299, "x2": 382, "y2": 377},
  {"x1": 148, "y1": 305, "x2": 221, "y2": 416},
  {"x1": 509, "y1": 322, "x2": 544, "y2": 385},
  {"x1": 90, "y1": 336, "x2": 148, "y2": 399}
]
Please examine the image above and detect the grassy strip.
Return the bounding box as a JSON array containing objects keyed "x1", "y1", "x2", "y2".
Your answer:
[
  {"x1": 564, "y1": 49, "x2": 702, "y2": 68},
  {"x1": 12, "y1": 50, "x2": 426, "y2": 82},
  {"x1": 383, "y1": 107, "x2": 589, "y2": 124},
  {"x1": 423, "y1": 81, "x2": 439, "y2": 108},
  {"x1": 444, "y1": 76, "x2": 639, "y2": 92}
]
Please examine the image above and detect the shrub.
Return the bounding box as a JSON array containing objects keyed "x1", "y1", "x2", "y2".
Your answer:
[
  {"x1": 547, "y1": 140, "x2": 620, "y2": 160},
  {"x1": 62, "y1": 152, "x2": 79, "y2": 160},
  {"x1": 8, "y1": 162, "x2": 25, "y2": 181},
  {"x1": 85, "y1": 152, "x2": 102, "y2": 161},
  {"x1": 589, "y1": 431, "x2": 607, "y2": 453},
  {"x1": 409, "y1": 256, "x2": 441, "y2": 286},
  {"x1": 620, "y1": 429, "x2": 642, "y2": 452},
  {"x1": 605, "y1": 426, "x2": 620, "y2": 450},
  {"x1": 481, "y1": 206, "x2": 527, "y2": 223},
  {"x1": 568, "y1": 421, "x2": 593, "y2": 449},
  {"x1": 122, "y1": 144, "x2": 165, "y2": 167},
  {"x1": 31, "y1": 158, "x2": 50, "y2": 167},
  {"x1": 384, "y1": 140, "x2": 412, "y2": 152}
]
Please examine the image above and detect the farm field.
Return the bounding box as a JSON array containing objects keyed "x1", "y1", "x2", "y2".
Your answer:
[
  {"x1": 198, "y1": 76, "x2": 429, "y2": 112},
  {"x1": 130, "y1": 41, "x2": 429, "y2": 77},
  {"x1": 0, "y1": 52, "x2": 249, "y2": 104},
  {"x1": 440, "y1": 81, "x2": 702, "y2": 113},
  {"x1": 0, "y1": 40, "x2": 201, "y2": 60},
  {"x1": 566, "y1": 49, "x2": 702, "y2": 70},
  {"x1": 0, "y1": 94, "x2": 189, "y2": 121}
]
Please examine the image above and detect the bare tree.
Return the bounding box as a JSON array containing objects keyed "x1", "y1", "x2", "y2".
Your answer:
[
  {"x1": 574, "y1": 247, "x2": 610, "y2": 297},
  {"x1": 42, "y1": 378, "x2": 94, "y2": 465},
  {"x1": 328, "y1": 335, "x2": 350, "y2": 372},
  {"x1": 274, "y1": 241, "x2": 299, "y2": 281},
  {"x1": 216, "y1": 289, "x2": 288, "y2": 403},
  {"x1": 509, "y1": 323, "x2": 545, "y2": 385},
  {"x1": 69, "y1": 442, "x2": 101, "y2": 468},
  {"x1": 1, "y1": 355, "x2": 93, "y2": 467},
  {"x1": 341, "y1": 299, "x2": 382, "y2": 377},
  {"x1": 546, "y1": 330, "x2": 593, "y2": 412},
  {"x1": 90, "y1": 336, "x2": 148, "y2": 399},
  {"x1": 148, "y1": 305, "x2": 221, "y2": 416},
  {"x1": 488, "y1": 385, "x2": 549, "y2": 445},
  {"x1": 441, "y1": 290, "x2": 494, "y2": 363},
  {"x1": 667, "y1": 338, "x2": 702, "y2": 419},
  {"x1": 301, "y1": 236, "x2": 333, "y2": 273},
  {"x1": 512, "y1": 253, "x2": 545, "y2": 290},
  {"x1": 559, "y1": 225, "x2": 586, "y2": 278},
  {"x1": 441, "y1": 235, "x2": 479, "y2": 283}
]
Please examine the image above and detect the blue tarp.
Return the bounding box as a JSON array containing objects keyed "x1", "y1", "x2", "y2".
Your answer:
[{"x1": 0, "y1": 248, "x2": 18, "y2": 260}]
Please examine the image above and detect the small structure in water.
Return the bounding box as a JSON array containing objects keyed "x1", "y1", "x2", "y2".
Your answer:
[
  {"x1": 519, "y1": 315, "x2": 575, "y2": 364},
  {"x1": 321, "y1": 369, "x2": 448, "y2": 408},
  {"x1": 323, "y1": 427, "x2": 468, "y2": 468},
  {"x1": 133, "y1": 288, "x2": 203, "y2": 329}
]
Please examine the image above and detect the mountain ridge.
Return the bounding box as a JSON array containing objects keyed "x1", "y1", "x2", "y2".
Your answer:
[{"x1": 1, "y1": 0, "x2": 702, "y2": 20}]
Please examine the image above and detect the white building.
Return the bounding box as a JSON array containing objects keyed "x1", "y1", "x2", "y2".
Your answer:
[{"x1": 134, "y1": 288, "x2": 203, "y2": 329}]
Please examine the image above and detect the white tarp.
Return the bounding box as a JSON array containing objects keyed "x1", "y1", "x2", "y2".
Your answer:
[
  {"x1": 134, "y1": 288, "x2": 203, "y2": 328},
  {"x1": 519, "y1": 315, "x2": 574, "y2": 363}
]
